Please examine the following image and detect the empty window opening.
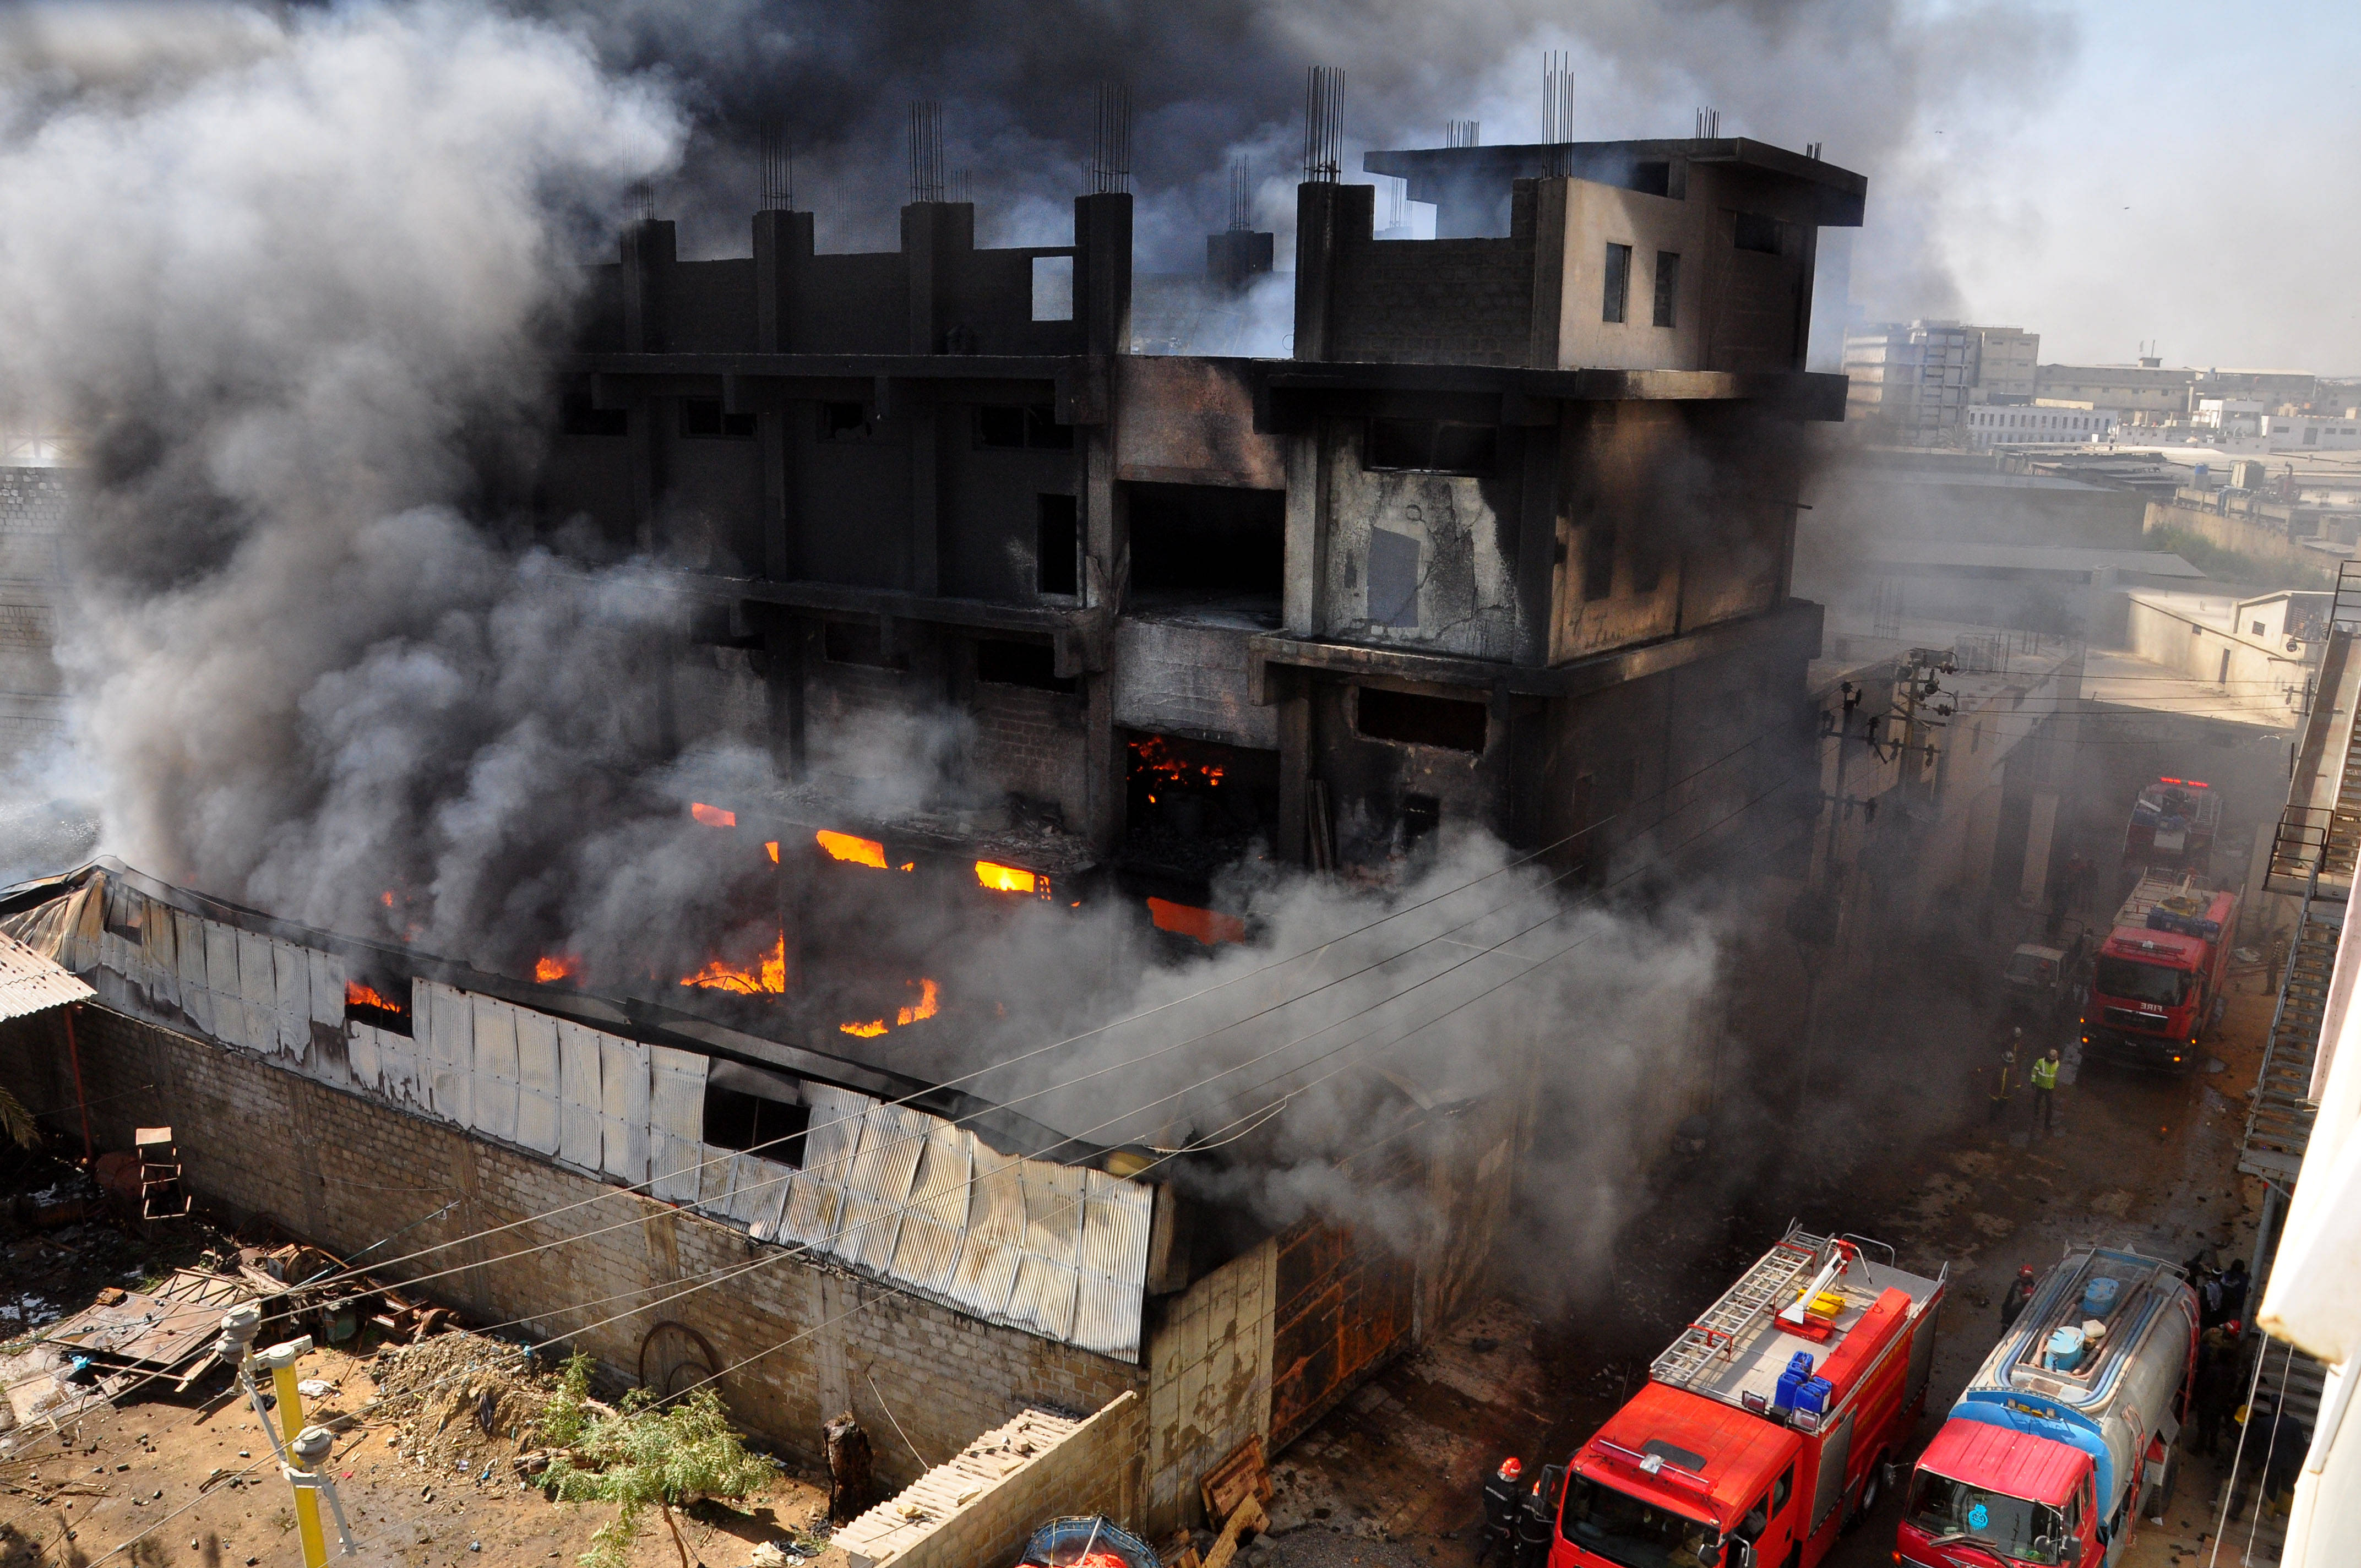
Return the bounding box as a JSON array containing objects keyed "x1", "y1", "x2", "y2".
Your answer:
[
  {"x1": 820, "y1": 401, "x2": 877, "y2": 442},
  {"x1": 1626, "y1": 160, "x2": 1672, "y2": 197},
  {"x1": 561, "y1": 390, "x2": 628, "y2": 437},
  {"x1": 1652, "y1": 251, "x2": 1680, "y2": 328},
  {"x1": 680, "y1": 397, "x2": 756, "y2": 439},
  {"x1": 1037, "y1": 494, "x2": 1081, "y2": 597},
  {"x1": 1032, "y1": 254, "x2": 1076, "y2": 322},
  {"x1": 1365, "y1": 418, "x2": 1498, "y2": 475},
  {"x1": 1356, "y1": 687, "x2": 1488, "y2": 753},
  {"x1": 1125, "y1": 482, "x2": 1284, "y2": 602},
  {"x1": 1602, "y1": 242, "x2": 1633, "y2": 324},
  {"x1": 345, "y1": 971, "x2": 412, "y2": 1037},
  {"x1": 702, "y1": 1084, "x2": 810, "y2": 1166},
  {"x1": 976, "y1": 638, "x2": 1076, "y2": 694},
  {"x1": 1400, "y1": 793, "x2": 1441, "y2": 846},
  {"x1": 1733, "y1": 212, "x2": 1785, "y2": 254},
  {"x1": 822, "y1": 620, "x2": 907, "y2": 672},
  {"x1": 976, "y1": 404, "x2": 1074, "y2": 450}
]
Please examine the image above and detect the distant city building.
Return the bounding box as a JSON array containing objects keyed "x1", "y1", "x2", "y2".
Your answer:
[
  {"x1": 1964, "y1": 401, "x2": 2120, "y2": 448},
  {"x1": 2036, "y1": 357, "x2": 2197, "y2": 417},
  {"x1": 2193, "y1": 368, "x2": 2318, "y2": 409},
  {"x1": 2196, "y1": 399, "x2": 2265, "y2": 438},
  {"x1": 1970, "y1": 326, "x2": 2038, "y2": 402},
  {"x1": 2259, "y1": 412, "x2": 2361, "y2": 451},
  {"x1": 1843, "y1": 320, "x2": 1973, "y2": 443}
]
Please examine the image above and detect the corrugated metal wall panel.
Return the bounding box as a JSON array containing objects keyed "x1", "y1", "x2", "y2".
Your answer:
[
  {"x1": 270, "y1": 939, "x2": 309, "y2": 1058},
  {"x1": 556, "y1": 1021, "x2": 604, "y2": 1173},
  {"x1": 173, "y1": 911, "x2": 210, "y2": 1036},
  {"x1": 472, "y1": 996, "x2": 519, "y2": 1084},
  {"x1": 203, "y1": 922, "x2": 241, "y2": 1046},
  {"x1": 305, "y1": 947, "x2": 341, "y2": 1032},
  {"x1": 515, "y1": 1010, "x2": 559, "y2": 1096},
  {"x1": 600, "y1": 1036, "x2": 650, "y2": 1185}
]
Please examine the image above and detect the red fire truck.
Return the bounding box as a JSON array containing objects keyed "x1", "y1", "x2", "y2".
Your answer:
[
  {"x1": 2078, "y1": 873, "x2": 2235, "y2": 1072},
  {"x1": 1550, "y1": 1226, "x2": 1946, "y2": 1568}
]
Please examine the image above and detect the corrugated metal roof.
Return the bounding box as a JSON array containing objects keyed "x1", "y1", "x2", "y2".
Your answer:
[
  {"x1": 4, "y1": 870, "x2": 1156, "y2": 1362},
  {"x1": 0, "y1": 925, "x2": 93, "y2": 1019}
]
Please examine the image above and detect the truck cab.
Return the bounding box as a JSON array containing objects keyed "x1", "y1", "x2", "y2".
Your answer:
[
  {"x1": 1902, "y1": 1423, "x2": 2099, "y2": 1567},
  {"x1": 1557, "y1": 1382, "x2": 1802, "y2": 1568},
  {"x1": 1898, "y1": 1249, "x2": 2194, "y2": 1568},
  {"x1": 2080, "y1": 880, "x2": 2233, "y2": 1072}
]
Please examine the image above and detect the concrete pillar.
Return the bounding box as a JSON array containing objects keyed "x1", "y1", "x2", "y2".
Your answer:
[
  {"x1": 1513, "y1": 421, "x2": 1561, "y2": 666},
  {"x1": 1291, "y1": 183, "x2": 1372, "y2": 362},
  {"x1": 1076, "y1": 193, "x2": 1133, "y2": 357},
  {"x1": 1281, "y1": 434, "x2": 1325, "y2": 637},
  {"x1": 754, "y1": 209, "x2": 814, "y2": 582},
  {"x1": 1522, "y1": 178, "x2": 1569, "y2": 371}
]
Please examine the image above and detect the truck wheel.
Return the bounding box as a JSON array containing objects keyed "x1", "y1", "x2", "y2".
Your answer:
[{"x1": 1842, "y1": 1455, "x2": 1885, "y2": 1534}]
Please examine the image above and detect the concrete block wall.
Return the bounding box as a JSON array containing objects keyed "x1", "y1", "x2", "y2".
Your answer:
[
  {"x1": 0, "y1": 1004, "x2": 1142, "y2": 1486},
  {"x1": 1327, "y1": 236, "x2": 1537, "y2": 367},
  {"x1": 840, "y1": 1395, "x2": 1145, "y2": 1568}
]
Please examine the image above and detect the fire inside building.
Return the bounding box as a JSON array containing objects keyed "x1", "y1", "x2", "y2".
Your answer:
[{"x1": 0, "y1": 117, "x2": 1864, "y2": 1535}]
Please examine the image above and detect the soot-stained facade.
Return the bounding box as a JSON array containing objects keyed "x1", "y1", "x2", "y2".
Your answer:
[{"x1": 544, "y1": 133, "x2": 1862, "y2": 930}]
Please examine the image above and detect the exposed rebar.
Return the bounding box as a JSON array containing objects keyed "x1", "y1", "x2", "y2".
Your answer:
[
  {"x1": 907, "y1": 100, "x2": 944, "y2": 204},
  {"x1": 1446, "y1": 119, "x2": 1481, "y2": 149},
  {"x1": 1302, "y1": 66, "x2": 1342, "y2": 183},
  {"x1": 1227, "y1": 159, "x2": 1252, "y2": 232},
  {"x1": 1091, "y1": 81, "x2": 1132, "y2": 195},
  {"x1": 1695, "y1": 106, "x2": 1721, "y2": 139},
  {"x1": 760, "y1": 122, "x2": 793, "y2": 211}
]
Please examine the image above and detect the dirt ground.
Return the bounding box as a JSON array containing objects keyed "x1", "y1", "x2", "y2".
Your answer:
[{"x1": 0, "y1": 1175, "x2": 829, "y2": 1568}]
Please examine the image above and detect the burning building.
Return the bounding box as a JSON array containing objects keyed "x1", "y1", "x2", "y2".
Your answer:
[{"x1": 0, "y1": 114, "x2": 1864, "y2": 1529}]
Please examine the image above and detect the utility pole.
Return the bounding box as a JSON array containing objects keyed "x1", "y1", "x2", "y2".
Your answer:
[{"x1": 216, "y1": 1306, "x2": 357, "y2": 1564}]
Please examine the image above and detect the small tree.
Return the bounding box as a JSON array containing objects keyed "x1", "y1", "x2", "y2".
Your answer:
[
  {"x1": 543, "y1": 1386, "x2": 779, "y2": 1568},
  {"x1": 539, "y1": 1351, "x2": 594, "y2": 1450}
]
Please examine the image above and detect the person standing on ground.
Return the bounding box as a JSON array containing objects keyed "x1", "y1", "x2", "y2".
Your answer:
[
  {"x1": 2000, "y1": 1264, "x2": 2037, "y2": 1332},
  {"x1": 2219, "y1": 1259, "x2": 2250, "y2": 1325},
  {"x1": 1477, "y1": 1458, "x2": 1521, "y2": 1566},
  {"x1": 1989, "y1": 1039, "x2": 2019, "y2": 1124},
  {"x1": 2029, "y1": 1047, "x2": 2061, "y2": 1135},
  {"x1": 2189, "y1": 1320, "x2": 2242, "y2": 1458},
  {"x1": 2227, "y1": 1393, "x2": 2309, "y2": 1523}
]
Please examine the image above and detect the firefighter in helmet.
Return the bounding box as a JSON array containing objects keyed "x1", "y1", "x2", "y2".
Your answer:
[{"x1": 1477, "y1": 1458, "x2": 1521, "y2": 1565}]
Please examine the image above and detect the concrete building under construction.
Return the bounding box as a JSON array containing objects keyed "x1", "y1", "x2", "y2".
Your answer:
[{"x1": 0, "y1": 121, "x2": 1868, "y2": 1532}]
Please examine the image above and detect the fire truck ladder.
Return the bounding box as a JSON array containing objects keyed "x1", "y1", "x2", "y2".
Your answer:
[{"x1": 1652, "y1": 1226, "x2": 1830, "y2": 1390}]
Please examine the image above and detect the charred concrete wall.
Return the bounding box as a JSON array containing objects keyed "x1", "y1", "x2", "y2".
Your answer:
[{"x1": 1319, "y1": 420, "x2": 1527, "y2": 662}]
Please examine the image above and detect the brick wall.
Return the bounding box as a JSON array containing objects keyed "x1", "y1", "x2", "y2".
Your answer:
[
  {"x1": 1327, "y1": 235, "x2": 1537, "y2": 367},
  {"x1": 967, "y1": 682, "x2": 1088, "y2": 826},
  {"x1": 0, "y1": 1004, "x2": 1143, "y2": 1488}
]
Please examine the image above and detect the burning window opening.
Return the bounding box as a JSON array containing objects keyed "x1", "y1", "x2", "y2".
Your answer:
[
  {"x1": 534, "y1": 954, "x2": 580, "y2": 985},
  {"x1": 344, "y1": 975, "x2": 411, "y2": 1037},
  {"x1": 975, "y1": 861, "x2": 1049, "y2": 897},
  {"x1": 839, "y1": 976, "x2": 941, "y2": 1037},
  {"x1": 817, "y1": 829, "x2": 912, "y2": 872},
  {"x1": 681, "y1": 932, "x2": 789, "y2": 995},
  {"x1": 701, "y1": 1085, "x2": 811, "y2": 1166},
  {"x1": 690, "y1": 802, "x2": 737, "y2": 827},
  {"x1": 1146, "y1": 897, "x2": 1248, "y2": 946},
  {"x1": 765, "y1": 840, "x2": 780, "y2": 863}
]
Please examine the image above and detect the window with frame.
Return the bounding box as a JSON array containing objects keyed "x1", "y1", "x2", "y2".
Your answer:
[{"x1": 1602, "y1": 242, "x2": 1633, "y2": 324}]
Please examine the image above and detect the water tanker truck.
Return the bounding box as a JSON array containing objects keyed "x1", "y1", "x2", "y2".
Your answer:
[{"x1": 1897, "y1": 1246, "x2": 2196, "y2": 1568}]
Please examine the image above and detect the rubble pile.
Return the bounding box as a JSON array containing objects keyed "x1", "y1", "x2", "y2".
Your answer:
[{"x1": 368, "y1": 1331, "x2": 556, "y2": 1477}]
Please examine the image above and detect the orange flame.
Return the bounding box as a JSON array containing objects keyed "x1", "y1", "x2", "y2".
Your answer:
[
  {"x1": 976, "y1": 861, "x2": 1046, "y2": 896},
  {"x1": 1131, "y1": 734, "x2": 1225, "y2": 788},
  {"x1": 345, "y1": 978, "x2": 405, "y2": 1014},
  {"x1": 765, "y1": 840, "x2": 780, "y2": 863},
  {"x1": 1147, "y1": 897, "x2": 1248, "y2": 946},
  {"x1": 840, "y1": 977, "x2": 942, "y2": 1037},
  {"x1": 379, "y1": 890, "x2": 395, "y2": 908},
  {"x1": 681, "y1": 932, "x2": 788, "y2": 995},
  {"x1": 534, "y1": 954, "x2": 580, "y2": 984},
  {"x1": 690, "y1": 802, "x2": 737, "y2": 827},
  {"x1": 818, "y1": 830, "x2": 887, "y2": 868}
]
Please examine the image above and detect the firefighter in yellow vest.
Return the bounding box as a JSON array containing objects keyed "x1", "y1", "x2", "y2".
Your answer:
[{"x1": 2028, "y1": 1047, "x2": 2061, "y2": 1135}]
